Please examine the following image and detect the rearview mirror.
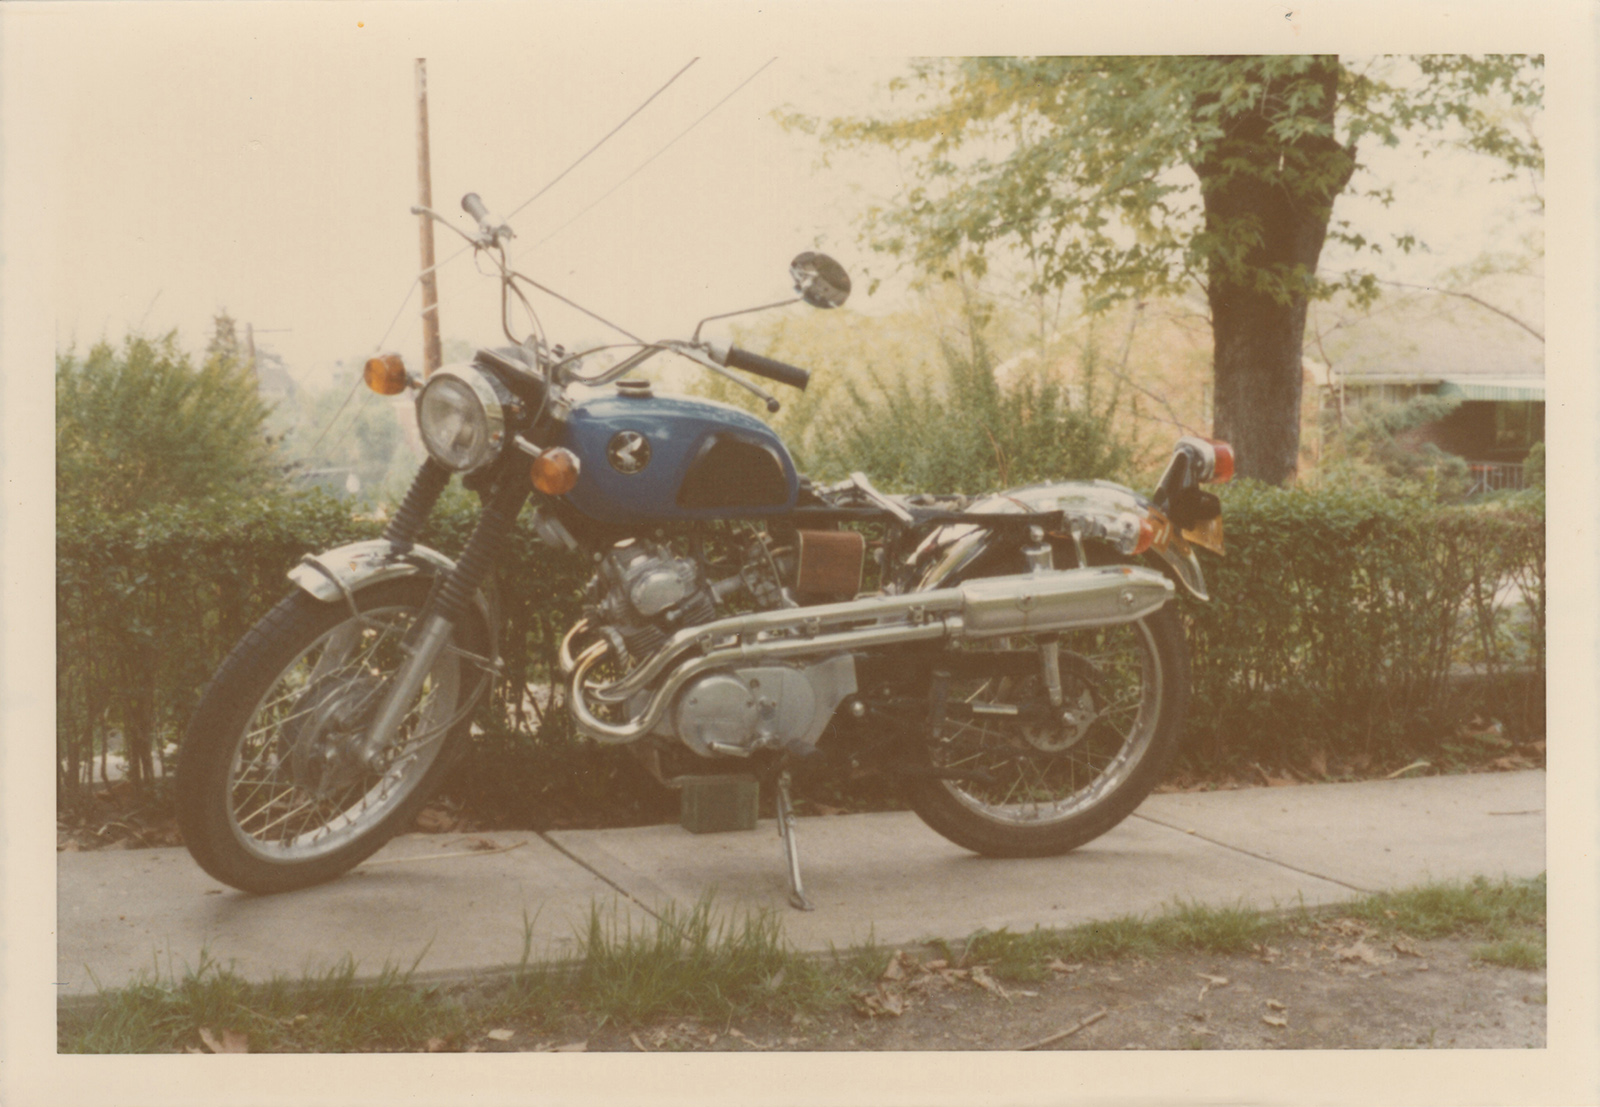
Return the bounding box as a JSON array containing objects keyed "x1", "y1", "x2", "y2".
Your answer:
[{"x1": 790, "y1": 252, "x2": 851, "y2": 309}]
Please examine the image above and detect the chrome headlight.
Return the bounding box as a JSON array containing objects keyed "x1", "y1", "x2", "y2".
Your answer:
[{"x1": 416, "y1": 366, "x2": 515, "y2": 472}]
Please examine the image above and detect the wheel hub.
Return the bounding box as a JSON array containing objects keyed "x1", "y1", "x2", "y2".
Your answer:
[
  {"x1": 1021, "y1": 684, "x2": 1098, "y2": 753},
  {"x1": 286, "y1": 674, "x2": 385, "y2": 795}
]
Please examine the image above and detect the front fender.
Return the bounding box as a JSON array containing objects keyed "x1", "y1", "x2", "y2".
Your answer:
[
  {"x1": 912, "y1": 479, "x2": 1209, "y2": 602},
  {"x1": 288, "y1": 539, "x2": 500, "y2": 651}
]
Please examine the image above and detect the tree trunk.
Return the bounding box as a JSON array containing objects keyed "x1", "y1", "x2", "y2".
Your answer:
[{"x1": 1192, "y1": 57, "x2": 1356, "y2": 485}]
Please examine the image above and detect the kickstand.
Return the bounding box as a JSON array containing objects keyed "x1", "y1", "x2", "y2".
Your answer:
[{"x1": 774, "y1": 770, "x2": 814, "y2": 911}]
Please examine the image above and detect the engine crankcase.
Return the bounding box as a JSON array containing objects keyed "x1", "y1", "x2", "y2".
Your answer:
[{"x1": 666, "y1": 654, "x2": 857, "y2": 758}]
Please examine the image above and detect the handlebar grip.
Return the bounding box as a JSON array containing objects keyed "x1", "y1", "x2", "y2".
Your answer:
[
  {"x1": 462, "y1": 193, "x2": 490, "y2": 223},
  {"x1": 723, "y1": 346, "x2": 811, "y2": 391}
]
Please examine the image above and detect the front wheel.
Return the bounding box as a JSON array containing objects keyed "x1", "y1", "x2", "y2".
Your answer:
[
  {"x1": 904, "y1": 603, "x2": 1188, "y2": 858},
  {"x1": 175, "y1": 577, "x2": 489, "y2": 893}
]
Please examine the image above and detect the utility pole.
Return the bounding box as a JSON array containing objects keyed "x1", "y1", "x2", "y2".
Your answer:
[
  {"x1": 416, "y1": 58, "x2": 443, "y2": 377},
  {"x1": 245, "y1": 321, "x2": 257, "y2": 376}
]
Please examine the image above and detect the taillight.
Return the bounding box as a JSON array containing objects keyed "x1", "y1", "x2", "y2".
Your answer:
[{"x1": 1206, "y1": 439, "x2": 1234, "y2": 483}]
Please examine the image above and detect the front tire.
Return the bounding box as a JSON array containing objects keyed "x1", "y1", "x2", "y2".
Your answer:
[
  {"x1": 175, "y1": 578, "x2": 489, "y2": 893},
  {"x1": 905, "y1": 602, "x2": 1188, "y2": 858}
]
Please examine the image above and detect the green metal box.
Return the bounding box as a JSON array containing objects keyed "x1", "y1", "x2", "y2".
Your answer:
[{"x1": 679, "y1": 774, "x2": 759, "y2": 834}]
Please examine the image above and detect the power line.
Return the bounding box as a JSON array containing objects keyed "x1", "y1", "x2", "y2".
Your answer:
[
  {"x1": 521, "y1": 57, "x2": 778, "y2": 257},
  {"x1": 505, "y1": 58, "x2": 698, "y2": 223},
  {"x1": 360, "y1": 60, "x2": 703, "y2": 357}
]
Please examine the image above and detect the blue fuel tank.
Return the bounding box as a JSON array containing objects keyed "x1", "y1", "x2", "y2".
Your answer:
[{"x1": 555, "y1": 390, "x2": 799, "y2": 525}]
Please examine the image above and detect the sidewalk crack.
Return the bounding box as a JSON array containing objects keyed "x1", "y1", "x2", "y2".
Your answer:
[
  {"x1": 538, "y1": 832, "x2": 665, "y2": 921},
  {"x1": 1131, "y1": 813, "x2": 1373, "y2": 894}
]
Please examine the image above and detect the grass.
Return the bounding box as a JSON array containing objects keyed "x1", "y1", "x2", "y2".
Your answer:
[{"x1": 60, "y1": 876, "x2": 1546, "y2": 1053}]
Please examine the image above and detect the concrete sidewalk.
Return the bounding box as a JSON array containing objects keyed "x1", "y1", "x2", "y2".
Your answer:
[{"x1": 56, "y1": 771, "x2": 1545, "y2": 1001}]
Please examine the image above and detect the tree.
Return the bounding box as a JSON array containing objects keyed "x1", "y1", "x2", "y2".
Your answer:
[
  {"x1": 807, "y1": 56, "x2": 1543, "y2": 484},
  {"x1": 56, "y1": 329, "x2": 281, "y2": 516}
]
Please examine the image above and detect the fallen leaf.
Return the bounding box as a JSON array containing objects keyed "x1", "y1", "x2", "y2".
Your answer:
[
  {"x1": 1262, "y1": 1015, "x2": 1288, "y2": 1029},
  {"x1": 1392, "y1": 937, "x2": 1423, "y2": 958},
  {"x1": 1384, "y1": 759, "x2": 1431, "y2": 780},
  {"x1": 1015, "y1": 990, "x2": 1040, "y2": 998},
  {"x1": 425, "y1": 1037, "x2": 450, "y2": 1052},
  {"x1": 462, "y1": 836, "x2": 501, "y2": 851},
  {"x1": 970, "y1": 966, "x2": 1009, "y2": 999},
  {"x1": 881, "y1": 952, "x2": 907, "y2": 981},
  {"x1": 1047, "y1": 959, "x2": 1082, "y2": 975},
  {"x1": 922, "y1": 959, "x2": 948, "y2": 972},
  {"x1": 1195, "y1": 973, "x2": 1229, "y2": 987},
  {"x1": 854, "y1": 986, "x2": 905, "y2": 1018},
  {"x1": 198, "y1": 1027, "x2": 249, "y2": 1054},
  {"x1": 1266, "y1": 999, "x2": 1287, "y2": 1011},
  {"x1": 183, "y1": 1046, "x2": 205, "y2": 1055},
  {"x1": 486, "y1": 1028, "x2": 516, "y2": 1042},
  {"x1": 765, "y1": 967, "x2": 786, "y2": 990},
  {"x1": 414, "y1": 806, "x2": 456, "y2": 833},
  {"x1": 629, "y1": 1032, "x2": 648, "y2": 1052},
  {"x1": 552, "y1": 1040, "x2": 588, "y2": 1052},
  {"x1": 59, "y1": 841, "x2": 81, "y2": 853},
  {"x1": 1336, "y1": 940, "x2": 1385, "y2": 966}
]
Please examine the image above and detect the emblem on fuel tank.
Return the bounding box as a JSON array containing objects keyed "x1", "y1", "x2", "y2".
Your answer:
[{"x1": 607, "y1": 430, "x2": 651, "y2": 474}]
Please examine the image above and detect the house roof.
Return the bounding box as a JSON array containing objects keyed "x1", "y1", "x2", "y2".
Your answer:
[{"x1": 1313, "y1": 273, "x2": 1543, "y2": 387}]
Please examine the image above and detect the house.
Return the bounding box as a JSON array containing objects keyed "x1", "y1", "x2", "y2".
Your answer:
[{"x1": 1311, "y1": 277, "x2": 1544, "y2": 493}]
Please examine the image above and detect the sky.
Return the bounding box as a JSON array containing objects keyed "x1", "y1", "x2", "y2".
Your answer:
[{"x1": 41, "y1": 10, "x2": 1547, "y2": 397}]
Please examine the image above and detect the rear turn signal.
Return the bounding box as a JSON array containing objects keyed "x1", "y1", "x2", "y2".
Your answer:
[
  {"x1": 1131, "y1": 515, "x2": 1156, "y2": 555},
  {"x1": 1206, "y1": 438, "x2": 1235, "y2": 483},
  {"x1": 363, "y1": 353, "x2": 408, "y2": 395},
  {"x1": 531, "y1": 447, "x2": 580, "y2": 495}
]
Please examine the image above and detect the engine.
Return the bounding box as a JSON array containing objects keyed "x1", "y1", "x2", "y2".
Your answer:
[
  {"x1": 589, "y1": 538, "x2": 720, "y2": 663},
  {"x1": 579, "y1": 532, "x2": 862, "y2": 758}
]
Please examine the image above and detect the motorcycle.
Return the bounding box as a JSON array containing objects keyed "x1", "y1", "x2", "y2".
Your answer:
[{"x1": 175, "y1": 192, "x2": 1231, "y2": 908}]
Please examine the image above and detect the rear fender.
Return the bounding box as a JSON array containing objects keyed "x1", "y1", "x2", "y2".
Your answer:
[{"x1": 911, "y1": 479, "x2": 1208, "y2": 601}]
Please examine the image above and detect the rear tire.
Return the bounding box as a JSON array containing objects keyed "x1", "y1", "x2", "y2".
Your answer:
[
  {"x1": 175, "y1": 578, "x2": 488, "y2": 893},
  {"x1": 905, "y1": 602, "x2": 1188, "y2": 858}
]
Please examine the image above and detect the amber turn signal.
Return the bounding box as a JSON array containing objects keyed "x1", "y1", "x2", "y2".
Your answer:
[
  {"x1": 363, "y1": 353, "x2": 409, "y2": 396},
  {"x1": 1131, "y1": 515, "x2": 1156, "y2": 556},
  {"x1": 1206, "y1": 438, "x2": 1235, "y2": 483},
  {"x1": 531, "y1": 447, "x2": 581, "y2": 495}
]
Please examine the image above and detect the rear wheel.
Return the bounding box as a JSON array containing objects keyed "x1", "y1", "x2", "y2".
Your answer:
[
  {"x1": 175, "y1": 578, "x2": 489, "y2": 893},
  {"x1": 905, "y1": 603, "x2": 1187, "y2": 857}
]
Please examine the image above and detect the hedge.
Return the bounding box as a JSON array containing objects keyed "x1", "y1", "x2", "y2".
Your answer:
[{"x1": 56, "y1": 482, "x2": 1544, "y2": 818}]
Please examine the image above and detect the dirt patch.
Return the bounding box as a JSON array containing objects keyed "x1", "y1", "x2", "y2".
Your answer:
[{"x1": 467, "y1": 932, "x2": 1544, "y2": 1054}]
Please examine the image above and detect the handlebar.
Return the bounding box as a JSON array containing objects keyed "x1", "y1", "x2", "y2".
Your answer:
[{"x1": 713, "y1": 343, "x2": 811, "y2": 391}]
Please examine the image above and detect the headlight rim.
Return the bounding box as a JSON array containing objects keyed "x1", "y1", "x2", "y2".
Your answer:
[{"x1": 416, "y1": 364, "x2": 515, "y2": 473}]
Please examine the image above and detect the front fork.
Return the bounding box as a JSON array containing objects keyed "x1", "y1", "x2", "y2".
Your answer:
[{"x1": 358, "y1": 468, "x2": 529, "y2": 766}]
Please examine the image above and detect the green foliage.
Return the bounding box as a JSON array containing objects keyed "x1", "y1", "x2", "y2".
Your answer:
[
  {"x1": 800, "y1": 302, "x2": 1134, "y2": 493},
  {"x1": 805, "y1": 55, "x2": 1543, "y2": 312},
  {"x1": 1314, "y1": 395, "x2": 1472, "y2": 497},
  {"x1": 1343, "y1": 874, "x2": 1545, "y2": 941},
  {"x1": 56, "y1": 332, "x2": 282, "y2": 517},
  {"x1": 1523, "y1": 440, "x2": 1545, "y2": 487},
  {"x1": 57, "y1": 471, "x2": 1543, "y2": 812},
  {"x1": 1181, "y1": 483, "x2": 1545, "y2": 776}
]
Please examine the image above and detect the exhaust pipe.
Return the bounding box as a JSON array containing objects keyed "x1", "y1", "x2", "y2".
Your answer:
[{"x1": 570, "y1": 565, "x2": 1173, "y2": 744}]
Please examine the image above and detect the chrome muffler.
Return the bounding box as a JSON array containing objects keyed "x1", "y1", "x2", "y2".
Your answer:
[{"x1": 568, "y1": 565, "x2": 1173, "y2": 744}]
